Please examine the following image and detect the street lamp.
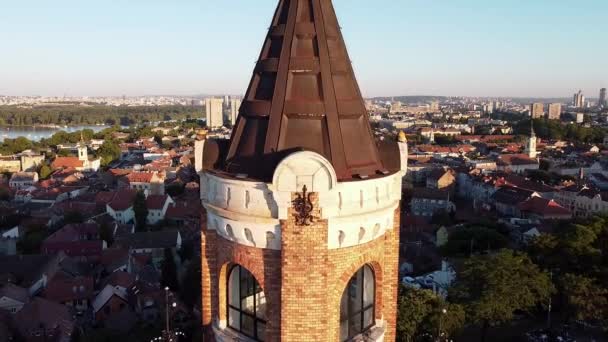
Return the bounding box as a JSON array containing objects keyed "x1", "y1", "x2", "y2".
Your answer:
[{"x1": 437, "y1": 308, "x2": 448, "y2": 342}]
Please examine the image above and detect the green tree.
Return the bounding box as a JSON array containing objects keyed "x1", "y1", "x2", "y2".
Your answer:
[
  {"x1": 166, "y1": 182, "x2": 185, "y2": 197},
  {"x1": 560, "y1": 273, "x2": 608, "y2": 325},
  {"x1": 97, "y1": 139, "x2": 121, "y2": 167},
  {"x1": 452, "y1": 249, "x2": 554, "y2": 342},
  {"x1": 397, "y1": 286, "x2": 465, "y2": 342},
  {"x1": 161, "y1": 248, "x2": 180, "y2": 291},
  {"x1": 39, "y1": 164, "x2": 53, "y2": 179},
  {"x1": 179, "y1": 260, "x2": 201, "y2": 309},
  {"x1": 99, "y1": 222, "x2": 114, "y2": 246},
  {"x1": 441, "y1": 226, "x2": 508, "y2": 257},
  {"x1": 17, "y1": 224, "x2": 49, "y2": 254},
  {"x1": 64, "y1": 211, "x2": 84, "y2": 224},
  {"x1": 133, "y1": 191, "x2": 148, "y2": 232},
  {"x1": 0, "y1": 187, "x2": 11, "y2": 201}
]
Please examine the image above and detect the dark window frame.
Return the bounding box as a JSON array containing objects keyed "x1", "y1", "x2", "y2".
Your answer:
[
  {"x1": 227, "y1": 264, "x2": 267, "y2": 341},
  {"x1": 341, "y1": 265, "x2": 376, "y2": 341}
]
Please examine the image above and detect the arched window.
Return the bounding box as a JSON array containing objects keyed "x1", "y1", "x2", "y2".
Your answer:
[
  {"x1": 228, "y1": 265, "x2": 266, "y2": 341},
  {"x1": 339, "y1": 265, "x2": 375, "y2": 341}
]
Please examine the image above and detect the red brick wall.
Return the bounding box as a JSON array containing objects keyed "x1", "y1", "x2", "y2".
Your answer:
[{"x1": 201, "y1": 194, "x2": 401, "y2": 341}]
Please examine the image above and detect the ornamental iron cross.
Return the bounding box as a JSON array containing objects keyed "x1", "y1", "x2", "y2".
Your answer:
[{"x1": 292, "y1": 185, "x2": 314, "y2": 226}]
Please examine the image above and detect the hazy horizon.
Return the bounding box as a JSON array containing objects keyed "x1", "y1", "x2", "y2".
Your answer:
[{"x1": 1, "y1": 0, "x2": 607, "y2": 98}]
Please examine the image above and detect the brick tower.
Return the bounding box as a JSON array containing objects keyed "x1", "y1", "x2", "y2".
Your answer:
[{"x1": 198, "y1": 0, "x2": 407, "y2": 340}]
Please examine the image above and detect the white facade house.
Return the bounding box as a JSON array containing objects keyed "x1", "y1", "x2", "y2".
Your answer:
[
  {"x1": 107, "y1": 203, "x2": 135, "y2": 225},
  {"x1": 9, "y1": 172, "x2": 38, "y2": 190},
  {"x1": 146, "y1": 195, "x2": 174, "y2": 224}
]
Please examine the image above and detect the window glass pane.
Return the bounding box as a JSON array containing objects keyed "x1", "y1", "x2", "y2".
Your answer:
[
  {"x1": 363, "y1": 266, "x2": 374, "y2": 307},
  {"x1": 242, "y1": 314, "x2": 255, "y2": 337},
  {"x1": 340, "y1": 289, "x2": 348, "y2": 320},
  {"x1": 241, "y1": 267, "x2": 255, "y2": 298},
  {"x1": 257, "y1": 321, "x2": 266, "y2": 342},
  {"x1": 229, "y1": 267, "x2": 240, "y2": 307},
  {"x1": 349, "y1": 312, "x2": 362, "y2": 336},
  {"x1": 228, "y1": 308, "x2": 240, "y2": 330},
  {"x1": 363, "y1": 308, "x2": 374, "y2": 329},
  {"x1": 256, "y1": 290, "x2": 267, "y2": 320},
  {"x1": 340, "y1": 318, "x2": 349, "y2": 342},
  {"x1": 242, "y1": 293, "x2": 255, "y2": 315},
  {"x1": 348, "y1": 271, "x2": 363, "y2": 313}
]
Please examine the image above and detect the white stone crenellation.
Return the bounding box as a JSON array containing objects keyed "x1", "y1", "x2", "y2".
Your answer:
[{"x1": 200, "y1": 145, "x2": 407, "y2": 251}]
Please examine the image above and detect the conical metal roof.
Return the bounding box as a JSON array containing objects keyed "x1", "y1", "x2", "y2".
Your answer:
[{"x1": 225, "y1": 0, "x2": 385, "y2": 181}]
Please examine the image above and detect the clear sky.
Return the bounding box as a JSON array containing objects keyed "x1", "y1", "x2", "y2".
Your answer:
[{"x1": 1, "y1": 0, "x2": 607, "y2": 98}]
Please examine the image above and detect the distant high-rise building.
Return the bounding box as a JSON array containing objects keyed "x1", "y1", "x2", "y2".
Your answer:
[
  {"x1": 573, "y1": 90, "x2": 585, "y2": 108},
  {"x1": 600, "y1": 88, "x2": 607, "y2": 108},
  {"x1": 530, "y1": 103, "x2": 544, "y2": 118},
  {"x1": 576, "y1": 112, "x2": 585, "y2": 124},
  {"x1": 205, "y1": 98, "x2": 224, "y2": 128},
  {"x1": 547, "y1": 103, "x2": 562, "y2": 120},
  {"x1": 483, "y1": 102, "x2": 494, "y2": 114},
  {"x1": 229, "y1": 98, "x2": 242, "y2": 126}
]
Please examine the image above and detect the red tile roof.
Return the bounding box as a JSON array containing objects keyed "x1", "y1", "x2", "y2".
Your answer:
[
  {"x1": 497, "y1": 154, "x2": 539, "y2": 166},
  {"x1": 518, "y1": 197, "x2": 571, "y2": 217},
  {"x1": 126, "y1": 172, "x2": 155, "y2": 183},
  {"x1": 43, "y1": 275, "x2": 94, "y2": 303},
  {"x1": 44, "y1": 223, "x2": 99, "y2": 244},
  {"x1": 146, "y1": 194, "x2": 170, "y2": 210},
  {"x1": 107, "y1": 190, "x2": 137, "y2": 211},
  {"x1": 51, "y1": 157, "x2": 84, "y2": 169},
  {"x1": 14, "y1": 298, "x2": 74, "y2": 339}
]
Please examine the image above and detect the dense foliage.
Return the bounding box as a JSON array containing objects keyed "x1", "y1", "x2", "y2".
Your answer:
[
  {"x1": 133, "y1": 191, "x2": 149, "y2": 232},
  {"x1": 0, "y1": 105, "x2": 202, "y2": 126},
  {"x1": 514, "y1": 118, "x2": 606, "y2": 144},
  {"x1": 528, "y1": 216, "x2": 608, "y2": 328},
  {"x1": 441, "y1": 226, "x2": 509, "y2": 257},
  {"x1": 451, "y1": 249, "x2": 554, "y2": 341},
  {"x1": 397, "y1": 287, "x2": 465, "y2": 342}
]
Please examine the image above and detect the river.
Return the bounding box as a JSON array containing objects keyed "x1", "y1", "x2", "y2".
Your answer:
[{"x1": 0, "y1": 125, "x2": 109, "y2": 142}]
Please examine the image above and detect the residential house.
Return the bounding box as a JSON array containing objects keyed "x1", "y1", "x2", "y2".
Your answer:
[
  {"x1": 42, "y1": 223, "x2": 106, "y2": 261},
  {"x1": 426, "y1": 168, "x2": 455, "y2": 190},
  {"x1": 496, "y1": 154, "x2": 539, "y2": 174},
  {"x1": 0, "y1": 227, "x2": 19, "y2": 256},
  {"x1": 42, "y1": 274, "x2": 94, "y2": 312},
  {"x1": 19, "y1": 152, "x2": 45, "y2": 172},
  {"x1": 29, "y1": 185, "x2": 89, "y2": 205},
  {"x1": 0, "y1": 284, "x2": 29, "y2": 314},
  {"x1": 504, "y1": 174, "x2": 556, "y2": 199},
  {"x1": 573, "y1": 188, "x2": 608, "y2": 218},
  {"x1": 0, "y1": 254, "x2": 64, "y2": 295},
  {"x1": 126, "y1": 171, "x2": 165, "y2": 195},
  {"x1": 518, "y1": 197, "x2": 572, "y2": 220},
  {"x1": 492, "y1": 186, "x2": 540, "y2": 217},
  {"x1": 117, "y1": 230, "x2": 182, "y2": 267},
  {"x1": 410, "y1": 188, "x2": 455, "y2": 217},
  {"x1": 0, "y1": 156, "x2": 22, "y2": 173},
  {"x1": 550, "y1": 161, "x2": 603, "y2": 177},
  {"x1": 103, "y1": 190, "x2": 138, "y2": 224},
  {"x1": 554, "y1": 183, "x2": 583, "y2": 209},
  {"x1": 92, "y1": 284, "x2": 130, "y2": 322},
  {"x1": 14, "y1": 298, "x2": 75, "y2": 342},
  {"x1": 9, "y1": 172, "x2": 38, "y2": 190},
  {"x1": 146, "y1": 194, "x2": 174, "y2": 224}
]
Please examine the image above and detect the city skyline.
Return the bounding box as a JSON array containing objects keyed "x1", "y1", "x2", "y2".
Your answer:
[{"x1": 1, "y1": 0, "x2": 607, "y2": 98}]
